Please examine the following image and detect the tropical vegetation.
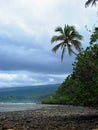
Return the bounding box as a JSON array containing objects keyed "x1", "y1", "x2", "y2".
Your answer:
[
  {"x1": 42, "y1": 43, "x2": 98, "y2": 107},
  {"x1": 42, "y1": 0, "x2": 98, "y2": 107}
]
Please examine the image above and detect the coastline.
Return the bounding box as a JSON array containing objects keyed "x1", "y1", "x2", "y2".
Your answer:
[
  {"x1": 0, "y1": 103, "x2": 52, "y2": 112},
  {"x1": 0, "y1": 105, "x2": 98, "y2": 130}
]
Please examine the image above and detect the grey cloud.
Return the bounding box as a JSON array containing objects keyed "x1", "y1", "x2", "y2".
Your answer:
[
  {"x1": 0, "y1": 71, "x2": 68, "y2": 87},
  {"x1": 0, "y1": 0, "x2": 88, "y2": 87},
  {"x1": 0, "y1": 46, "x2": 74, "y2": 74},
  {"x1": 0, "y1": 33, "x2": 74, "y2": 74}
]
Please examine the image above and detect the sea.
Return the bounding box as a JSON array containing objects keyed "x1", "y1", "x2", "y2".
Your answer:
[{"x1": 0, "y1": 84, "x2": 59, "y2": 112}]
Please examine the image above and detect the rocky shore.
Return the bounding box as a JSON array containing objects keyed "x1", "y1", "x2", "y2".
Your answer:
[{"x1": 0, "y1": 105, "x2": 98, "y2": 130}]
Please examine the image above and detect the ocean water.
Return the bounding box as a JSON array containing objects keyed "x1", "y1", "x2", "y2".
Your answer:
[
  {"x1": 0, "y1": 84, "x2": 59, "y2": 111},
  {"x1": 0, "y1": 103, "x2": 52, "y2": 112},
  {"x1": 0, "y1": 84, "x2": 59, "y2": 112}
]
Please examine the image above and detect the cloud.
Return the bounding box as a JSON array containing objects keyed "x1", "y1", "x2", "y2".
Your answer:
[
  {"x1": 0, "y1": 71, "x2": 68, "y2": 88},
  {"x1": 0, "y1": 40, "x2": 74, "y2": 74},
  {"x1": 0, "y1": 73, "x2": 16, "y2": 80},
  {"x1": 0, "y1": 0, "x2": 96, "y2": 87},
  {"x1": 0, "y1": 0, "x2": 97, "y2": 37}
]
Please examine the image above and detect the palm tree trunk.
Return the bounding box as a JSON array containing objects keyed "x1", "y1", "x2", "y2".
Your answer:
[{"x1": 71, "y1": 50, "x2": 79, "y2": 57}]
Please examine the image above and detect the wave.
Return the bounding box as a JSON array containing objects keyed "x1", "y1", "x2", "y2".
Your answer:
[{"x1": 0, "y1": 102, "x2": 37, "y2": 105}]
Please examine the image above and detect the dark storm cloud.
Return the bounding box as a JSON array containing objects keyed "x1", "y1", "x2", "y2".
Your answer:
[
  {"x1": 0, "y1": 24, "x2": 76, "y2": 75},
  {"x1": 0, "y1": 34, "x2": 74, "y2": 74}
]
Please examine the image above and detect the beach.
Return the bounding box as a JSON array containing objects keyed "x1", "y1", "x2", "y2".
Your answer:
[{"x1": 0, "y1": 104, "x2": 98, "y2": 130}]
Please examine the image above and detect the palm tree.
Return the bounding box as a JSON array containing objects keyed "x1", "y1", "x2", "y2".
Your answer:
[
  {"x1": 51, "y1": 25, "x2": 83, "y2": 61},
  {"x1": 85, "y1": 0, "x2": 98, "y2": 7}
]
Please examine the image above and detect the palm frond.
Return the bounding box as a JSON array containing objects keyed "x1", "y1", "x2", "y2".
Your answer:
[
  {"x1": 75, "y1": 33, "x2": 83, "y2": 40},
  {"x1": 72, "y1": 40, "x2": 81, "y2": 51},
  {"x1": 70, "y1": 26, "x2": 75, "y2": 31},
  {"x1": 61, "y1": 43, "x2": 66, "y2": 49},
  {"x1": 51, "y1": 35, "x2": 64, "y2": 43},
  {"x1": 67, "y1": 44, "x2": 73, "y2": 55},
  {"x1": 61, "y1": 46, "x2": 65, "y2": 62},
  {"x1": 64, "y1": 25, "x2": 76, "y2": 38},
  {"x1": 92, "y1": 0, "x2": 97, "y2": 5},
  {"x1": 85, "y1": 0, "x2": 97, "y2": 7},
  {"x1": 70, "y1": 31, "x2": 83, "y2": 40},
  {"x1": 55, "y1": 27, "x2": 64, "y2": 34},
  {"x1": 64, "y1": 25, "x2": 70, "y2": 36},
  {"x1": 52, "y1": 42, "x2": 64, "y2": 53}
]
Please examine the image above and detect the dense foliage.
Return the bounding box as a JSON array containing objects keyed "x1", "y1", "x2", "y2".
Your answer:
[{"x1": 42, "y1": 43, "x2": 98, "y2": 107}]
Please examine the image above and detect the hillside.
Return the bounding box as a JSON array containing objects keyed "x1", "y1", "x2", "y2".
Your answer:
[{"x1": 0, "y1": 84, "x2": 59, "y2": 103}]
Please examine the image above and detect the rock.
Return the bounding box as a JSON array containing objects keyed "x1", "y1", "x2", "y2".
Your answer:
[{"x1": 0, "y1": 105, "x2": 98, "y2": 130}]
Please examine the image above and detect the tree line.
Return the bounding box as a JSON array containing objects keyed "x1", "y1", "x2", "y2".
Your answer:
[{"x1": 42, "y1": 0, "x2": 98, "y2": 107}]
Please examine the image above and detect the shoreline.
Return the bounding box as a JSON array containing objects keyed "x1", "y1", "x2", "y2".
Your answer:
[
  {"x1": 0, "y1": 105, "x2": 98, "y2": 129},
  {"x1": 0, "y1": 103, "x2": 53, "y2": 112}
]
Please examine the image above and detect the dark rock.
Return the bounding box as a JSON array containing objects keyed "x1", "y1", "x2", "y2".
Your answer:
[{"x1": 0, "y1": 105, "x2": 98, "y2": 130}]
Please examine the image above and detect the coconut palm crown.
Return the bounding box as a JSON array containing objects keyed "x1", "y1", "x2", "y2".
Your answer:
[
  {"x1": 51, "y1": 25, "x2": 83, "y2": 61},
  {"x1": 85, "y1": 0, "x2": 98, "y2": 7}
]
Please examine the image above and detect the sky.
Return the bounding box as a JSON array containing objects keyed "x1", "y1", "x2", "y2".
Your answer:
[{"x1": 0, "y1": 0, "x2": 97, "y2": 87}]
